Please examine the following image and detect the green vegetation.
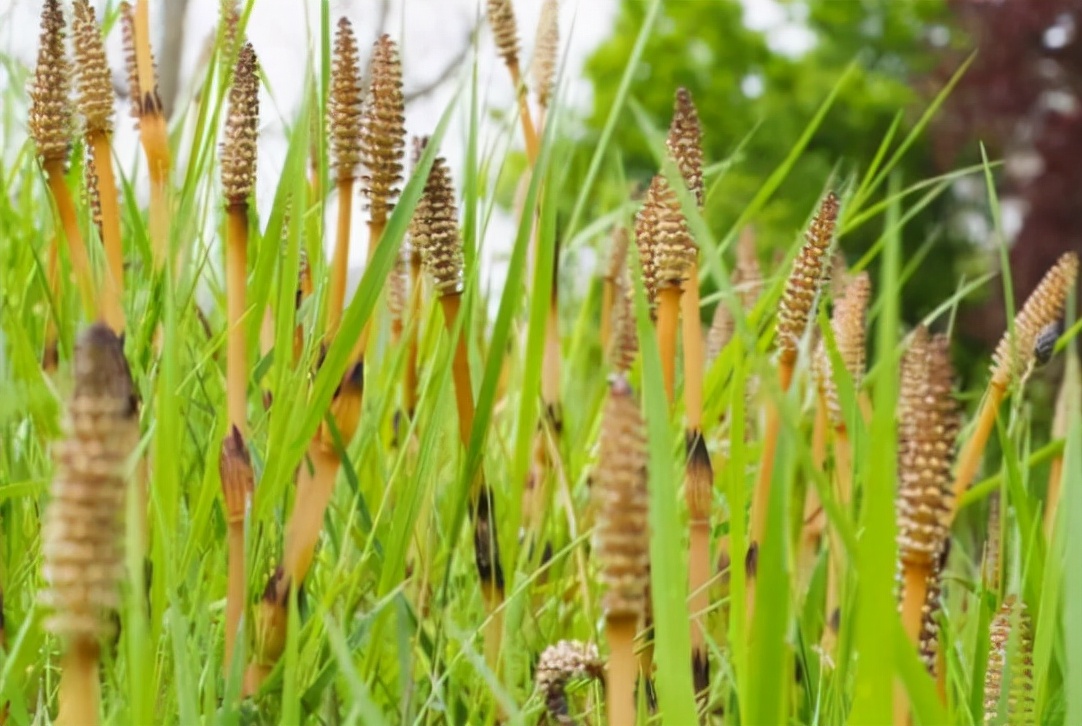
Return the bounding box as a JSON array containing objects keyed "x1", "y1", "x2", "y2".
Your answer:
[{"x1": 0, "y1": 1, "x2": 1079, "y2": 725}]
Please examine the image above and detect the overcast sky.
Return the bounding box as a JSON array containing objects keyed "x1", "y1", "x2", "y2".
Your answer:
[{"x1": 0, "y1": 0, "x2": 812, "y2": 299}]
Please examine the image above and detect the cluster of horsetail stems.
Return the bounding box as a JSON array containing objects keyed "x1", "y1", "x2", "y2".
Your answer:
[
  {"x1": 16, "y1": 0, "x2": 1082, "y2": 722},
  {"x1": 30, "y1": 0, "x2": 96, "y2": 318}
]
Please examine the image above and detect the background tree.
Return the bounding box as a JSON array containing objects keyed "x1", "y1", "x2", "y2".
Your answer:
[
  {"x1": 579, "y1": 0, "x2": 977, "y2": 363},
  {"x1": 930, "y1": 0, "x2": 1082, "y2": 348}
]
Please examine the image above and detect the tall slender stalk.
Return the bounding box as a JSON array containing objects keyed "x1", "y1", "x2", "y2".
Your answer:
[
  {"x1": 220, "y1": 428, "x2": 254, "y2": 671},
  {"x1": 325, "y1": 18, "x2": 363, "y2": 338},
  {"x1": 73, "y1": 0, "x2": 126, "y2": 332},
  {"x1": 894, "y1": 329, "x2": 958, "y2": 725},
  {"x1": 595, "y1": 375, "x2": 649, "y2": 726},
  {"x1": 1044, "y1": 349, "x2": 1077, "y2": 538},
  {"x1": 949, "y1": 252, "x2": 1077, "y2": 518},
  {"x1": 661, "y1": 87, "x2": 714, "y2": 695},
  {"x1": 128, "y1": 1, "x2": 172, "y2": 269},
  {"x1": 747, "y1": 191, "x2": 838, "y2": 621},
  {"x1": 411, "y1": 154, "x2": 505, "y2": 669},
  {"x1": 219, "y1": 42, "x2": 260, "y2": 673},
  {"x1": 247, "y1": 364, "x2": 363, "y2": 693},
  {"x1": 487, "y1": 0, "x2": 539, "y2": 163},
  {"x1": 44, "y1": 235, "x2": 61, "y2": 371},
  {"x1": 352, "y1": 34, "x2": 405, "y2": 363},
  {"x1": 983, "y1": 597, "x2": 1036, "y2": 724},
  {"x1": 221, "y1": 43, "x2": 259, "y2": 433},
  {"x1": 812, "y1": 271, "x2": 870, "y2": 649},
  {"x1": 601, "y1": 227, "x2": 629, "y2": 351},
  {"x1": 43, "y1": 326, "x2": 138, "y2": 726}
]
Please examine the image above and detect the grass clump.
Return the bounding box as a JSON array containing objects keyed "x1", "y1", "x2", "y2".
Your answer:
[{"x1": 3, "y1": 2, "x2": 1082, "y2": 724}]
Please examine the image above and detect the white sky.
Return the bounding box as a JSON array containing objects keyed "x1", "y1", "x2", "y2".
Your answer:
[{"x1": 0, "y1": 0, "x2": 811, "y2": 298}]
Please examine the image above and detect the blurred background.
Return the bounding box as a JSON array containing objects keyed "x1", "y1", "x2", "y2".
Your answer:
[{"x1": 2, "y1": 0, "x2": 1081, "y2": 385}]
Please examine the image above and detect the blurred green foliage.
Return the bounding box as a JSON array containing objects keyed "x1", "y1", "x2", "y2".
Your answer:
[{"x1": 581, "y1": 0, "x2": 971, "y2": 332}]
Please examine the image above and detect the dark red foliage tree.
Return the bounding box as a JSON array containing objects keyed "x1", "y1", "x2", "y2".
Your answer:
[{"x1": 933, "y1": 0, "x2": 1082, "y2": 345}]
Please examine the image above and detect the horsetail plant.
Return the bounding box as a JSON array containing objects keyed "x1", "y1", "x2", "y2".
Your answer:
[
  {"x1": 221, "y1": 42, "x2": 259, "y2": 432},
  {"x1": 984, "y1": 597, "x2": 1036, "y2": 725},
  {"x1": 601, "y1": 226, "x2": 629, "y2": 352},
  {"x1": 534, "y1": 640, "x2": 602, "y2": 725},
  {"x1": 487, "y1": 0, "x2": 539, "y2": 163},
  {"x1": 661, "y1": 87, "x2": 715, "y2": 695},
  {"x1": 352, "y1": 34, "x2": 406, "y2": 366},
  {"x1": 325, "y1": 18, "x2": 363, "y2": 338},
  {"x1": 813, "y1": 270, "x2": 870, "y2": 648},
  {"x1": 950, "y1": 252, "x2": 1078, "y2": 517},
  {"x1": 706, "y1": 227, "x2": 762, "y2": 364},
  {"x1": 895, "y1": 328, "x2": 959, "y2": 722},
  {"x1": 1044, "y1": 344, "x2": 1079, "y2": 538},
  {"x1": 595, "y1": 374, "x2": 649, "y2": 726},
  {"x1": 531, "y1": 0, "x2": 560, "y2": 117},
  {"x1": 219, "y1": 40, "x2": 260, "y2": 672},
  {"x1": 72, "y1": 0, "x2": 125, "y2": 332},
  {"x1": 411, "y1": 154, "x2": 506, "y2": 667},
  {"x1": 129, "y1": 0, "x2": 172, "y2": 268},
  {"x1": 30, "y1": 0, "x2": 96, "y2": 319},
  {"x1": 43, "y1": 325, "x2": 138, "y2": 725},
  {"x1": 747, "y1": 191, "x2": 838, "y2": 621}
]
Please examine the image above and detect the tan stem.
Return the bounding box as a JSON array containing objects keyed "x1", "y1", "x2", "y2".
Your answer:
[
  {"x1": 347, "y1": 217, "x2": 388, "y2": 365},
  {"x1": 57, "y1": 640, "x2": 100, "y2": 726},
  {"x1": 823, "y1": 426, "x2": 853, "y2": 653},
  {"x1": 88, "y1": 132, "x2": 126, "y2": 332},
  {"x1": 440, "y1": 293, "x2": 504, "y2": 671},
  {"x1": 681, "y1": 269, "x2": 704, "y2": 431},
  {"x1": 606, "y1": 615, "x2": 638, "y2": 726},
  {"x1": 44, "y1": 161, "x2": 97, "y2": 318},
  {"x1": 282, "y1": 446, "x2": 340, "y2": 587},
  {"x1": 226, "y1": 205, "x2": 249, "y2": 431},
  {"x1": 689, "y1": 518, "x2": 710, "y2": 691},
  {"x1": 901, "y1": 564, "x2": 929, "y2": 647},
  {"x1": 834, "y1": 427, "x2": 853, "y2": 506},
  {"x1": 327, "y1": 177, "x2": 354, "y2": 339},
  {"x1": 507, "y1": 61, "x2": 540, "y2": 165},
  {"x1": 949, "y1": 382, "x2": 1006, "y2": 518},
  {"x1": 657, "y1": 286, "x2": 681, "y2": 405},
  {"x1": 896, "y1": 565, "x2": 930, "y2": 726},
  {"x1": 799, "y1": 398, "x2": 830, "y2": 593},
  {"x1": 243, "y1": 662, "x2": 271, "y2": 698},
  {"x1": 601, "y1": 277, "x2": 615, "y2": 354},
  {"x1": 541, "y1": 297, "x2": 560, "y2": 419},
  {"x1": 133, "y1": 2, "x2": 155, "y2": 103},
  {"x1": 225, "y1": 521, "x2": 245, "y2": 670},
  {"x1": 747, "y1": 354, "x2": 796, "y2": 620},
  {"x1": 44, "y1": 235, "x2": 61, "y2": 372},
  {"x1": 132, "y1": 4, "x2": 171, "y2": 269},
  {"x1": 438, "y1": 294, "x2": 475, "y2": 446}
]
